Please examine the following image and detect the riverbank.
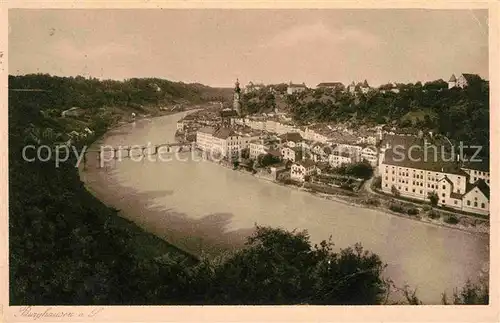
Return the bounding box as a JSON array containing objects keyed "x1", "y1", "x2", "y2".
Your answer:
[
  {"x1": 202, "y1": 154, "x2": 488, "y2": 236},
  {"x1": 79, "y1": 108, "x2": 202, "y2": 261}
]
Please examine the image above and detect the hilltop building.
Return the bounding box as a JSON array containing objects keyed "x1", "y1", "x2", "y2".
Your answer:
[
  {"x1": 287, "y1": 82, "x2": 307, "y2": 95},
  {"x1": 316, "y1": 82, "x2": 345, "y2": 92},
  {"x1": 244, "y1": 81, "x2": 264, "y2": 94},
  {"x1": 347, "y1": 80, "x2": 371, "y2": 94},
  {"x1": 448, "y1": 73, "x2": 483, "y2": 89}
]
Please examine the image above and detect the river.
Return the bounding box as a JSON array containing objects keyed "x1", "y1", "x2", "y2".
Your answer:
[{"x1": 80, "y1": 110, "x2": 489, "y2": 304}]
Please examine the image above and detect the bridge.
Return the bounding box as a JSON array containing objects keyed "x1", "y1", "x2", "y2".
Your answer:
[{"x1": 82, "y1": 141, "x2": 196, "y2": 168}]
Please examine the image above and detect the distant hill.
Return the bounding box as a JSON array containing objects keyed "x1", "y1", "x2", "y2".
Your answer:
[{"x1": 9, "y1": 74, "x2": 233, "y2": 112}]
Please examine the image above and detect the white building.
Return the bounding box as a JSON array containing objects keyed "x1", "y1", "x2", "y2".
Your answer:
[
  {"x1": 281, "y1": 146, "x2": 303, "y2": 163},
  {"x1": 448, "y1": 73, "x2": 483, "y2": 89},
  {"x1": 310, "y1": 143, "x2": 335, "y2": 163},
  {"x1": 329, "y1": 151, "x2": 353, "y2": 168},
  {"x1": 249, "y1": 137, "x2": 279, "y2": 160},
  {"x1": 196, "y1": 127, "x2": 260, "y2": 159},
  {"x1": 291, "y1": 159, "x2": 316, "y2": 182},
  {"x1": 380, "y1": 149, "x2": 490, "y2": 216},
  {"x1": 287, "y1": 82, "x2": 307, "y2": 95},
  {"x1": 176, "y1": 121, "x2": 185, "y2": 131},
  {"x1": 361, "y1": 146, "x2": 379, "y2": 167}
]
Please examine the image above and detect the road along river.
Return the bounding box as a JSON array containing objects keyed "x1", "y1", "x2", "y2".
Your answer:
[{"x1": 80, "y1": 111, "x2": 489, "y2": 304}]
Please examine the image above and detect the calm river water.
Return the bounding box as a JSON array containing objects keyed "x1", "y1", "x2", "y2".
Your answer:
[{"x1": 80, "y1": 111, "x2": 489, "y2": 304}]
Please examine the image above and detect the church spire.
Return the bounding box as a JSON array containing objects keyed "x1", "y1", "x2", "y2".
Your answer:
[{"x1": 233, "y1": 78, "x2": 242, "y2": 116}]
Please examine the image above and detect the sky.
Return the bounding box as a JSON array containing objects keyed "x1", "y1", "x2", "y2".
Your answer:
[{"x1": 9, "y1": 9, "x2": 489, "y2": 87}]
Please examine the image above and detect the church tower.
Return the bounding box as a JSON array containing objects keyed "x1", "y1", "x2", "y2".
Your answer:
[{"x1": 233, "y1": 78, "x2": 242, "y2": 116}]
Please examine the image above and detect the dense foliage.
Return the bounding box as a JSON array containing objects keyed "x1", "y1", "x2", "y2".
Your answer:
[
  {"x1": 9, "y1": 74, "x2": 232, "y2": 114},
  {"x1": 242, "y1": 79, "x2": 489, "y2": 155},
  {"x1": 287, "y1": 80, "x2": 489, "y2": 153},
  {"x1": 330, "y1": 161, "x2": 374, "y2": 180}
]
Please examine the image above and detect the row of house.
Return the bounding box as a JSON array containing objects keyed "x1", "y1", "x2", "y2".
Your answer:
[
  {"x1": 196, "y1": 126, "x2": 263, "y2": 159},
  {"x1": 282, "y1": 73, "x2": 484, "y2": 98},
  {"x1": 233, "y1": 116, "x2": 381, "y2": 146}
]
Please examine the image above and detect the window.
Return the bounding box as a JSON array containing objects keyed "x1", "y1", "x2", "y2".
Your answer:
[
  {"x1": 474, "y1": 202, "x2": 478, "y2": 207},
  {"x1": 412, "y1": 189, "x2": 415, "y2": 193},
  {"x1": 481, "y1": 203, "x2": 485, "y2": 208},
  {"x1": 405, "y1": 188, "x2": 408, "y2": 191},
  {"x1": 385, "y1": 184, "x2": 388, "y2": 187},
  {"x1": 442, "y1": 199, "x2": 445, "y2": 203},
  {"x1": 420, "y1": 190, "x2": 423, "y2": 194},
  {"x1": 443, "y1": 185, "x2": 446, "y2": 189},
  {"x1": 457, "y1": 189, "x2": 461, "y2": 194},
  {"x1": 467, "y1": 200, "x2": 471, "y2": 206},
  {"x1": 442, "y1": 193, "x2": 445, "y2": 197},
  {"x1": 454, "y1": 200, "x2": 458, "y2": 205}
]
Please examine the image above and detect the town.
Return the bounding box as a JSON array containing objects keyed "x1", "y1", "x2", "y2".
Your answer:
[{"x1": 175, "y1": 74, "x2": 490, "y2": 219}]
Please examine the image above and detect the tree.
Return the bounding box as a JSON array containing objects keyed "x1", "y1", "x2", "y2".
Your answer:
[
  {"x1": 240, "y1": 147, "x2": 250, "y2": 159},
  {"x1": 208, "y1": 226, "x2": 387, "y2": 305},
  {"x1": 257, "y1": 153, "x2": 280, "y2": 167},
  {"x1": 427, "y1": 191, "x2": 439, "y2": 207},
  {"x1": 372, "y1": 176, "x2": 382, "y2": 190},
  {"x1": 391, "y1": 185, "x2": 400, "y2": 197},
  {"x1": 345, "y1": 161, "x2": 374, "y2": 180},
  {"x1": 444, "y1": 279, "x2": 489, "y2": 305}
]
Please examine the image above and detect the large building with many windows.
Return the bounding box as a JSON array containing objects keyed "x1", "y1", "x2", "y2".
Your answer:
[
  {"x1": 380, "y1": 148, "x2": 490, "y2": 216},
  {"x1": 196, "y1": 126, "x2": 261, "y2": 159}
]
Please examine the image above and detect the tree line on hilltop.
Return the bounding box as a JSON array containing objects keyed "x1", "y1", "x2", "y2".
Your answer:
[
  {"x1": 9, "y1": 74, "x2": 233, "y2": 115},
  {"x1": 241, "y1": 79, "x2": 489, "y2": 154}
]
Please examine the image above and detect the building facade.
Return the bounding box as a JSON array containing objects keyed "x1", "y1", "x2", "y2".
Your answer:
[
  {"x1": 290, "y1": 159, "x2": 316, "y2": 182},
  {"x1": 380, "y1": 149, "x2": 490, "y2": 216}
]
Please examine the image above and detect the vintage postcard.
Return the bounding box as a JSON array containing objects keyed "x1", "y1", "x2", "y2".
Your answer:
[{"x1": 1, "y1": 1, "x2": 499, "y2": 322}]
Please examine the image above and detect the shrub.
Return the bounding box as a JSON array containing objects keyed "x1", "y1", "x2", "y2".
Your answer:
[
  {"x1": 407, "y1": 208, "x2": 419, "y2": 216},
  {"x1": 428, "y1": 210, "x2": 440, "y2": 219},
  {"x1": 340, "y1": 183, "x2": 353, "y2": 191},
  {"x1": 422, "y1": 205, "x2": 432, "y2": 212},
  {"x1": 444, "y1": 215, "x2": 459, "y2": 224},
  {"x1": 365, "y1": 198, "x2": 381, "y2": 207},
  {"x1": 389, "y1": 203, "x2": 405, "y2": 213},
  {"x1": 391, "y1": 185, "x2": 400, "y2": 197},
  {"x1": 372, "y1": 176, "x2": 382, "y2": 190}
]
